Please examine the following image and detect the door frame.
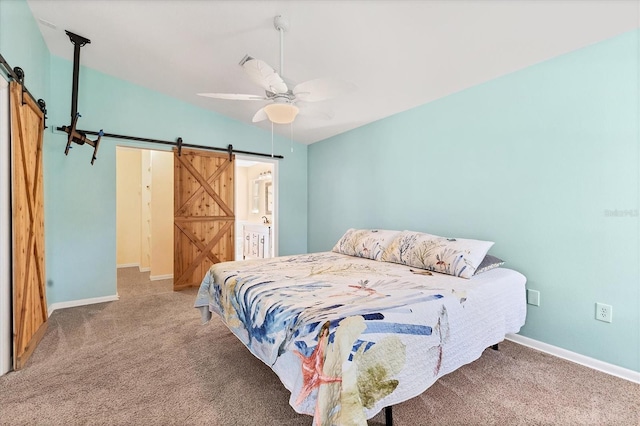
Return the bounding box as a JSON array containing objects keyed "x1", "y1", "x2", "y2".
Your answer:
[
  {"x1": 0, "y1": 75, "x2": 10, "y2": 375},
  {"x1": 235, "y1": 154, "x2": 279, "y2": 258}
]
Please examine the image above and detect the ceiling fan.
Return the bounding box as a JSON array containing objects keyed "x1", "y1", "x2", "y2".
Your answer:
[{"x1": 198, "y1": 15, "x2": 354, "y2": 125}]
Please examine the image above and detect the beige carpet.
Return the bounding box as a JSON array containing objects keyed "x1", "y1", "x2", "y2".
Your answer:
[{"x1": 0, "y1": 267, "x2": 637, "y2": 425}]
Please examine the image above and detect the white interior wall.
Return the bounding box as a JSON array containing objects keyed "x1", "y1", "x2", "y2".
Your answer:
[{"x1": 0, "y1": 76, "x2": 11, "y2": 376}]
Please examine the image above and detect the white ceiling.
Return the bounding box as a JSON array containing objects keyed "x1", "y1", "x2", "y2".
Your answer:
[{"x1": 27, "y1": 0, "x2": 639, "y2": 144}]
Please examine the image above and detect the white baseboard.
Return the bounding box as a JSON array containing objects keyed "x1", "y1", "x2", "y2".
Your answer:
[
  {"x1": 117, "y1": 263, "x2": 139, "y2": 269},
  {"x1": 506, "y1": 334, "x2": 640, "y2": 384},
  {"x1": 149, "y1": 273, "x2": 173, "y2": 281},
  {"x1": 138, "y1": 266, "x2": 150, "y2": 272},
  {"x1": 48, "y1": 295, "x2": 120, "y2": 317}
]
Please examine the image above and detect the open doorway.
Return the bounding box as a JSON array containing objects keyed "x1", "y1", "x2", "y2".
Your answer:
[
  {"x1": 234, "y1": 156, "x2": 277, "y2": 261},
  {"x1": 115, "y1": 147, "x2": 174, "y2": 298},
  {"x1": 116, "y1": 149, "x2": 278, "y2": 296}
]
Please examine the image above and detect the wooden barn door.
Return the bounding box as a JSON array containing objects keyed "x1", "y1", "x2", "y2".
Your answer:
[
  {"x1": 9, "y1": 82, "x2": 47, "y2": 370},
  {"x1": 173, "y1": 148, "x2": 234, "y2": 290}
]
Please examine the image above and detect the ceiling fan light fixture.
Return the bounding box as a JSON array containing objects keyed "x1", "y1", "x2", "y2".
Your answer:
[{"x1": 263, "y1": 103, "x2": 299, "y2": 124}]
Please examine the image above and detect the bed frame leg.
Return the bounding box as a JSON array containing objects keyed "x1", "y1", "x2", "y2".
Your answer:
[
  {"x1": 385, "y1": 406, "x2": 393, "y2": 426},
  {"x1": 491, "y1": 343, "x2": 499, "y2": 351}
]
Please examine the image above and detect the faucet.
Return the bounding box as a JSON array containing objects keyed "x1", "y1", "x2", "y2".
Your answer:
[{"x1": 262, "y1": 216, "x2": 270, "y2": 224}]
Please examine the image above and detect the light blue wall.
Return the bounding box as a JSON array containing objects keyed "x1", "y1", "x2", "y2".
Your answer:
[
  {"x1": 44, "y1": 56, "x2": 308, "y2": 305},
  {"x1": 0, "y1": 0, "x2": 51, "y2": 305},
  {"x1": 308, "y1": 30, "x2": 640, "y2": 372},
  {"x1": 0, "y1": 0, "x2": 50, "y2": 101}
]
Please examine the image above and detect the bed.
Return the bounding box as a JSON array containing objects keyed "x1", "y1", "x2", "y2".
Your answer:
[{"x1": 194, "y1": 230, "x2": 526, "y2": 425}]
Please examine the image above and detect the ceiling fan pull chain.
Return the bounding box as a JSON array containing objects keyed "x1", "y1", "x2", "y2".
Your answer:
[
  {"x1": 290, "y1": 122, "x2": 294, "y2": 153},
  {"x1": 271, "y1": 121, "x2": 274, "y2": 158}
]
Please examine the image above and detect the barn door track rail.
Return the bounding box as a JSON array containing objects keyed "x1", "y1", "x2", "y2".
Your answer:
[
  {"x1": 0, "y1": 53, "x2": 48, "y2": 128},
  {"x1": 57, "y1": 31, "x2": 283, "y2": 164},
  {"x1": 55, "y1": 127, "x2": 285, "y2": 161}
]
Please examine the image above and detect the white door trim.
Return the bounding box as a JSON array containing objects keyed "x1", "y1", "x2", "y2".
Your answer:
[{"x1": 1, "y1": 75, "x2": 12, "y2": 376}]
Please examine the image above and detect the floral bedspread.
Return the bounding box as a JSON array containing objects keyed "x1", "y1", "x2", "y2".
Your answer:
[{"x1": 195, "y1": 252, "x2": 526, "y2": 425}]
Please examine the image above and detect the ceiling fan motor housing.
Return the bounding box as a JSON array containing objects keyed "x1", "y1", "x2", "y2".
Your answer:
[{"x1": 274, "y1": 15, "x2": 289, "y2": 32}]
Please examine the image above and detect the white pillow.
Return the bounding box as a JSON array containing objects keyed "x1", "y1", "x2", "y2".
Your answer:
[
  {"x1": 332, "y1": 229, "x2": 401, "y2": 261},
  {"x1": 381, "y1": 230, "x2": 494, "y2": 279}
]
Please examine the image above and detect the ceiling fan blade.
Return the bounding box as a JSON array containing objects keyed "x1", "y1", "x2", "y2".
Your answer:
[
  {"x1": 293, "y1": 78, "x2": 356, "y2": 102},
  {"x1": 197, "y1": 93, "x2": 267, "y2": 101},
  {"x1": 252, "y1": 107, "x2": 268, "y2": 123},
  {"x1": 242, "y1": 58, "x2": 289, "y2": 94}
]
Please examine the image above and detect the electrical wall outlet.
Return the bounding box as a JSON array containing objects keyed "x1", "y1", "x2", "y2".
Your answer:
[
  {"x1": 595, "y1": 303, "x2": 612, "y2": 323},
  {"x1": 527, "y1": 289, "x2": 540, "y2": 306}
]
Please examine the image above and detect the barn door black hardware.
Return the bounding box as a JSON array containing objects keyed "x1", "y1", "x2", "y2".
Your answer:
[{"x1": 0, "y1": 53, "x2": 48, "y2": 128}]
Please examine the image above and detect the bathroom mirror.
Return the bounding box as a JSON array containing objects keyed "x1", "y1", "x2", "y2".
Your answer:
[{"x1": 265, "y1": 182, "x2": 273, "y2": 214}]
